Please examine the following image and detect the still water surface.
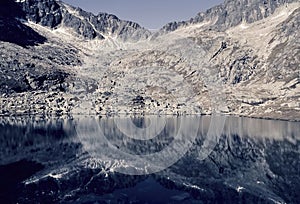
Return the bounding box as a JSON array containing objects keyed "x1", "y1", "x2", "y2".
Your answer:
[{"x1": 0, "y1": 116, "x2": 299, "y2": 203}]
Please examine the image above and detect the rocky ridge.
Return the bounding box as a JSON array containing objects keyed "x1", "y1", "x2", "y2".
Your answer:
[
  {"x1": 18, "y1": 0, "x2": 151, "y2": 40},
  {"x1": 161, "y1": 0, "x2": 299, "y2": 32}
]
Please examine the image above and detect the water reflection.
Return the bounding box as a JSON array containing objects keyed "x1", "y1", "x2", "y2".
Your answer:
[
  {"x1": 0, "y1": 117, "x2": 77, "y2": 165},
  {"x1": 223, "y1": 117, "x2": 300, "y2": 141},
  {"x1": 76, "y1": 116, "x2": 202, "y2": 175},
  {"x1": 0, "y1": 116, "x2": 299, "y2": 203}
]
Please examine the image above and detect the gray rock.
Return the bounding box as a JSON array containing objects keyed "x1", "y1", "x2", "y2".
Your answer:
[
  {"x1": 15, "y1": 0, "x2": 150, "y2": 41},
  {"x1": 20, "y1": 0, "x2": 62, "y2": 28},
  {"x1": 161, "y1": 0, "x2": 299, "y2": 32},
  {"x1": 62, "y1": 12, "x2": 103, "y2": 39}
]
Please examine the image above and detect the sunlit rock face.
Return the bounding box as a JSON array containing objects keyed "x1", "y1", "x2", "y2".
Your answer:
[{"x1": 162, "y1": 0, "x2": 299, "y2": 32}]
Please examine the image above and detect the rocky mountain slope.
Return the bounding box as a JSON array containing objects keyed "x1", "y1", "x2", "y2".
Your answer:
[
  {"x1": 18, "y1": 0, "x2": 151, "y2": 40},
  {"x1": 161, "y1": 0, "x2": 299, "y2": 32},
  {"x1": 0, "y1": 0, "x2": 299, "y2": 120}
]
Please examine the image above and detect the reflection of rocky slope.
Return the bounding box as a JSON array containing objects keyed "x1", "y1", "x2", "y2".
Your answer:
[
  {"x1": 0, "y1": 116, "x2": 299, "y2": 203},
  {"x1": 0, "y1": 117, "x2": 77, "y2": 165},
  {"x1": 0, "y1": 0, "x2": 299, "y2": 120}
]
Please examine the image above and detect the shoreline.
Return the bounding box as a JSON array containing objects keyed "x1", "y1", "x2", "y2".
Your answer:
[{"x1": 0, "y1": 112, "x2": 299, "y2": 123}]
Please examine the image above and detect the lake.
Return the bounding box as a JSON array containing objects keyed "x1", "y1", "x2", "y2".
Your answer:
[{"x1": 0, "y1": 115, "x2": 299, "y2": 203}]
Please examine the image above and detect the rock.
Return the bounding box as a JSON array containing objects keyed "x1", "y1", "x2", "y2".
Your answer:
[
  {"x1": 20, "y1": 0, "x2": 62, "y2": 28},
  {"x1": 15, "y1": 0, "x2": 151, "y2": 41},
  {"x1": 62, "y1": 12, "x2": 103, "y2": 40},
  {"x1": 0, "y1": 0, "x2": 47, "y2": 47},
  {"x1": 161, "y1": 0, "x2": 299, "y2": 32}
]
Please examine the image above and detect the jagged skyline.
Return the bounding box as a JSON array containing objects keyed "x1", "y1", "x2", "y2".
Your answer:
[{"x1": 63, "y1": 0, "x2": 224, "y2": 29}]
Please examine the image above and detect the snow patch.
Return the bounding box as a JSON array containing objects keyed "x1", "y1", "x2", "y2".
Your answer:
[{"x1": 236, "y1": 186, "x2": 245, "y2": 192}]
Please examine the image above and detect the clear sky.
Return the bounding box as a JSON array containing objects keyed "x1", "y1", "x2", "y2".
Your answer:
[{"x1": 62, "y1": 0, "x2": 224, "y2": 29}]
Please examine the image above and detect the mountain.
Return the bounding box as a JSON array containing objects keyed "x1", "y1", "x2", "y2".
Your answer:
[
  {"x1": 161, "y1": 0, "x2": 299, "y2": 32},
  {"x1": 0, "y1": 0, "x2": 299, "y2": 121},
  {"x1": 18, "y1": 0, "x2": 151, "y2": 40},
  {"x1": 0, "y1": 0, "x2": 46, "y2": 46}
]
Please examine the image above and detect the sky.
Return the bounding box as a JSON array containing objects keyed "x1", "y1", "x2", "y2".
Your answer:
[{"x1": 62, "y1": 0, "x2": 224, "y2": 29}]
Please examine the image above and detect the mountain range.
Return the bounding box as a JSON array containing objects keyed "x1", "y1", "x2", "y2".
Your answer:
[{"x1": 0, "y1": 0, "x2": 299, "y2": 120}]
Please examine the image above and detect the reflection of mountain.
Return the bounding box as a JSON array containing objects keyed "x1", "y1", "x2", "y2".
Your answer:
[
  {"x1": 220, "y1": 116, "x2": 300, "y2": 141},
  {"x1": 0, "y1": 116, "x2": 299, "y2": 203},
  {"x1": 0, "y1": 117, "x2": 77, "y2": 165},
  {"x1": 81, "y1": 117, "x2": 180, "y2": 155}
]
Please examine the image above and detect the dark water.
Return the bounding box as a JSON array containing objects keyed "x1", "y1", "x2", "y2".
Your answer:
[{"x1": 0, "y1": 116, "x2": 299, "y2": 203}]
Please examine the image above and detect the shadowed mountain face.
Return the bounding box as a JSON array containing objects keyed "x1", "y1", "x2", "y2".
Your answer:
[
  {"x1": 20, "y1": 0, "x2": 63, "y2": 28},
  {"x1": 0, "y1": 0, "x2": 24, "y2": 18},
  {"x1": 0, "y1": 0, "x2": 46, "y2": 47}
]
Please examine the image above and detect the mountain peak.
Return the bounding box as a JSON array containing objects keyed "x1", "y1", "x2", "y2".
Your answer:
[
  {"x1": 14, "y1": 0, "x2": 151, "y2": 41},
  {"x1": 161, "y1": 0, "x2": 299, "y2": 32}
]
